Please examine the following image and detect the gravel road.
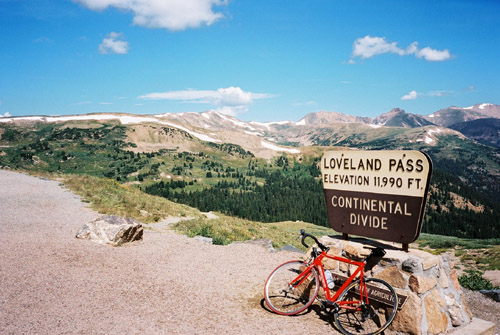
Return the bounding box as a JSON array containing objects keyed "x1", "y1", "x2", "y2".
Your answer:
[{"x1": 0, "y1": 170, "x2": 338, "y2": 335}]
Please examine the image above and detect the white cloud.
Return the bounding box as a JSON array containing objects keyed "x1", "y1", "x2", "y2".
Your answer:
[
  {"x1": 401, "y1": 89, "x2": 454, "y2": 100},
  {"x1": 139, "y1": 86, "x2": 273, "y2": 116},
  {"x1": 74, "y1": 0, "x2": 227, "y2": 31},
  {"x1": 99, "y1": 32, "x2": 129, "y2": 54},
  {"x1": 350, "y1": 35, "x2": 452, "y2": 63},
  {"x1": 401, "y1": 90, "x2": 418, "y2": 100},
  {"x1": 415, "y1": 47, "x2": 452, "y2": 62}
]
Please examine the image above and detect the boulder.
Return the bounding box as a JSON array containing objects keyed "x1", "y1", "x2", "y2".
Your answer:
[
  {"x1": 482, "y1": 270, "x2": 500, "y2": 287},
  {"x1": 402, "y1": 257, "x2": 421, "y2": 273},
  {"x1": 276, "y1": 244, "x2": 303, "y2": 254},
  {"x1": 479, "y1": 289, "x2": 500, "y2": 302},
  {"x1": 194, "y1": 236, "x2": 213, "y2": 244},
  {"x1": 409, "y1": 274, "x2": 437, "y2": 294},
  {"x1": 374, "y1": 265, "x2": 407, "y2": 289},
  {"x1": 391, "y1": 291, "x2": 422, "y2": 335},
  {"x1": 425, "y1": 292, "x2": 449, "y2": 334},
  {"x1": 76, "y1": 215, "x2": 143, "y2": 246}
]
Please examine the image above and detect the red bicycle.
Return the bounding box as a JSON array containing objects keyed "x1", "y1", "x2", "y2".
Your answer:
[{"x1": 264, "y1": 230, "x2": 398, "y2": 335}]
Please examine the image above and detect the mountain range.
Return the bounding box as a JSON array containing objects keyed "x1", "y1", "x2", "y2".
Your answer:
[{"x1": 2, "y1": 103, "x2": 499, "y2": 153}]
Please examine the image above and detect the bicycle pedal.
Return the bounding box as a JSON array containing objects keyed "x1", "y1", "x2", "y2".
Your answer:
[{"x1": 320, "y1": 300, "x2": 338, "y2": 315}]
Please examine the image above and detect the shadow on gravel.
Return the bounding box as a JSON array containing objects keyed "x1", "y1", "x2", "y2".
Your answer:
[{"x1": 259, "y1": 298, "x2": 339, "y2": 331}]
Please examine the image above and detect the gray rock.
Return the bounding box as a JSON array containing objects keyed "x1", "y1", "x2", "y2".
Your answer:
[
  {"x1": 445, "y1": 294, "x2": 465, "y2": 326},
  {"x1": 479, "y1": 289, "x2": 500, "y2": 302},
  {"x1": 76, "y1": 215, "x2": 143, "y2": 246},
  {"x1": 482, "y1": 270, "x2": 500, "y2": 287},
  {"x1": 276, "y1": 244, "x2": 304, "y2": 254},
  {"x1": 402, "y1": 257, "x2": 421, "y2": 273},
  {"x1": 194, "y1": 236, "x2": 213, "y2": 244},
  {"x1": 231, "y1": 238, "x2": 275, "y2": 252}
]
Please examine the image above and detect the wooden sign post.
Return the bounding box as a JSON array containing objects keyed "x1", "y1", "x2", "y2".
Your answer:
[{"x1": 321, "y1": 150, "x2": 432, "y2": 250}]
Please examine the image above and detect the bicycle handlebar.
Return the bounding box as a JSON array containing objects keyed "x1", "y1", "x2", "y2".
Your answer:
[
  {"x1": 299, "y1": 229, "x2": 328, "y2": 251},
  {"x1": 299, "y1": 229, "x2": 386, "y2": 260}
]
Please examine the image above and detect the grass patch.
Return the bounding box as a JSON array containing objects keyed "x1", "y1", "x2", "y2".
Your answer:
[
  {"x1": 416, "y1": 233, "x2": 500, "y2": 250},
  {"x1": 415, "y1": 233, "x2": 500, "y2": 271},
  {"x1": 172, "y1": 214, "x2": 334, "y2": 249},
  {"x1": 473, "y1": 245, "x2": 500, "y2": 270},
  {"x1": 62, "y1": 174, "x2": 200, "y2": 223},
  {"x1": 458, "y1": 270, "x2": 496, "y2": 291}
]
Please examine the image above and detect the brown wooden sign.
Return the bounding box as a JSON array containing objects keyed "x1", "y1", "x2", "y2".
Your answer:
[{"x1": 321, "y1": 150, "x2": 432, "y2": 244}]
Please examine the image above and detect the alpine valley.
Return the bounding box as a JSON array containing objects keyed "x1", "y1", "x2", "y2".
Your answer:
[{"x1": 1, "y1": 103, "x2": 499, "y2": 239}]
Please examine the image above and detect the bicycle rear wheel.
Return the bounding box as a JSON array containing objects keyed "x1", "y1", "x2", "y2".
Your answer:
[
  {"x1": 264, "y1": 260, "x2": 319, "y2": 315},
  {"x1": 334, "y1": 278, "x2": 398, "y2": 335}
]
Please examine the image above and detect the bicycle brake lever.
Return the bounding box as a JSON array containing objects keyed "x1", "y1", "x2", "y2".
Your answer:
[{"x1": 296, "y1": 229, "x2": 305, "y2": 240}]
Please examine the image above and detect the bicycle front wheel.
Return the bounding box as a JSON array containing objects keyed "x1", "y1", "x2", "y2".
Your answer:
[
  {"x1": 334, "y1": 278, "x2": 398, "y2": 335},
  {"x1": 264, "y1": 260, "x2": 319, "y2": 315}
]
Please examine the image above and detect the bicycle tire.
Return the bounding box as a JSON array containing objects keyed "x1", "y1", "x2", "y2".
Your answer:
[
  {"x1": 264, "y1": 260, "x2": 319, "y2": 315},
  {"x1": 334, "y1": 278, "x2": 398, "y2": 335}
]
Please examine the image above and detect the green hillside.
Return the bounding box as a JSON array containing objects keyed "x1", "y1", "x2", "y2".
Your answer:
[{"x1": 1, "y1": 120, "x2": 499, "y2": 239}]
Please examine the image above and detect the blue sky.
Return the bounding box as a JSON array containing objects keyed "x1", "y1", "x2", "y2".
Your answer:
[{"x1": 0, "y1": 0, "x2": 499, "y2": 122}]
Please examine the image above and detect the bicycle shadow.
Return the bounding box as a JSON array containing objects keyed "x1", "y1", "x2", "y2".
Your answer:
[{"x1": 259, "y1": 298, "x2": 340, "y2": 331}]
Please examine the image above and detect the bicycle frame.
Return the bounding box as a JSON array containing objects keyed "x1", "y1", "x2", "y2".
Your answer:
[{"x1": 291, "y1": 250, "x2": 368, "y2": 310}]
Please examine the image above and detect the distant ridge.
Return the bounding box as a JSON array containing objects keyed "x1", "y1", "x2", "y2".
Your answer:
[
  {"x1": 373, "y1": 108, "x2": 435, "y2": 128},
  {"x1": 297, "y1": 111, "x2": 371, "y2": 125},
  {"x1": 425, "y1": 103, "x2": 500, "y2": 127},
  {"x1": 449, "y1": 118, "x2": 500, "y2": 148},
  {"x1": 299, "y1": 108, "x2": 436, "y2": 129}
]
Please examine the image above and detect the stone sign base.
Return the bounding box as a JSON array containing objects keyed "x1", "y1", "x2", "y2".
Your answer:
[{"x1": 306, "y1": 235, "x2": 475, "y2": 335}]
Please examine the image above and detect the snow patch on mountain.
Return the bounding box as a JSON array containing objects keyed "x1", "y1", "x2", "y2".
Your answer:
[
  {"x1": 214, "y1": 111, "x2": 257, "y2": 131},
  {"x1": 244, "y1": 130, "x2": 264, "y2": 136},
  {"x1": 249, "y1": 120, "x2": 294, "y2": 130},
  {"x1": 261, "y1": 141, "x2": 300, "y2": 153},
  {"x1": 479, "y1": 103, "x2": 493, "y2": 110}
]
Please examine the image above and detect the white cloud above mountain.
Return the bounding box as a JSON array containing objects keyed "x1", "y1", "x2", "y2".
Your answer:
[
  {"x1": 99, "y1": 32, "x2": 129, "y2": 54},
  {"x1": 139, "y1": 86, "x2": 273, "y2": 116},
  {"x1": 401, "y1": 90, "x2": 418, "y2": 100},
  {"x1": 74, "y1": 0, "x2": 227, "y2": 31},
  {"x1": 401, "y1": 89, "x2": 455, "y2": 100},
  {"x1": 350, "y1": 36, "x2": 452, "y2": 63}
]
